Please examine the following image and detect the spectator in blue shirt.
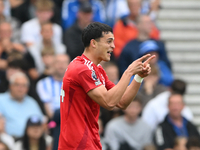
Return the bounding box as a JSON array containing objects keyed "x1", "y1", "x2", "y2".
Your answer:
[
  {"x1": 118, "y1": 15, "x2": 172, "y2": 86},
  {"x1": 0, "y1": 72, "x2": 43, "y2": 139},
  {"x1": 63, "y1": 1, "x2": 93, "y2": 60}
]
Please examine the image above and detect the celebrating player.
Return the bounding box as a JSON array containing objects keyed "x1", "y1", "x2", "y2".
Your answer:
[{"x1": 58, "y1": 22, "x2": 155, "y2": 150}]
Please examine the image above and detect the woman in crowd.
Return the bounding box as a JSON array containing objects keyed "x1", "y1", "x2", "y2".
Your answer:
[{"x1": 14, "y1": 115, "x2": 52, "y2": 150}]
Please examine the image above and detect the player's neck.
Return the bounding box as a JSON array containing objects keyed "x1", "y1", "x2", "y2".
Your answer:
[{"x1": 83, "y1": 49, "x2": 101, "y2": 66}]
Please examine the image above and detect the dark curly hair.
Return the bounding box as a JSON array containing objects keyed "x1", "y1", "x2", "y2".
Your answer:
[{"x1": 82, "y1": 22, "x2": 113, "y2": 48}]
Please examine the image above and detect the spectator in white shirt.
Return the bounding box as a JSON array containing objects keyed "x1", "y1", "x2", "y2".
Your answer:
[
  {"x1": 20, "y1": 0, "x2": 62, "y2": 47},
  {"x1": 27, "y1": 22, "x2": 66, "y2": 79}
]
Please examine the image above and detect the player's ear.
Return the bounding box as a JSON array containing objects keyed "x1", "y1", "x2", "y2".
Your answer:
[{"x1": 90, "y1": 39, "x2": 97, "y2": 48}]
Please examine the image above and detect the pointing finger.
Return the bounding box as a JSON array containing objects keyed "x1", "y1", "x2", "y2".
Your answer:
[
  {"x1": 143, "y1": 55, "x2": 156, "y2": 66},
  {"x1": 137, "y1": 54, "x2": 151, "y2": 62}
]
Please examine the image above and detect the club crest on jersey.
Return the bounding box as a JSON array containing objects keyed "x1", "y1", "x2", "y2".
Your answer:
[{"x1": 92, "y1": 71, "x2": 98, "y2": 81}]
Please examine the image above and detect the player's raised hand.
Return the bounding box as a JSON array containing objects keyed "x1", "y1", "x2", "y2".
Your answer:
[
  {"x1": 138, "y1": 54, "x2": 156, "y2": 78},
  {"x1": 126, "y1": 54, "x2": 151, "y2": 76}
]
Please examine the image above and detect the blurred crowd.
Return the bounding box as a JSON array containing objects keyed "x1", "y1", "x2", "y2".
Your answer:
[{"x1": 0, "y1": 0, "x2": 199, "y2": 150}]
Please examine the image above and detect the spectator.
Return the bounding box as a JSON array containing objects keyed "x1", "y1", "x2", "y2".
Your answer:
[
  {"x1": 137, "y1": 64, "x2": 167, "y2": 108},
  {"x1": 138, "y1": 40, "x2": 173, "y2": 86},
  {"x1": 0, "y1": 141, "x2": 10, "y2": 150},
  {"x1": 173, "y1": 137, "x2": 187, "y2": 150},
  {"x1": 0, "y1": 72, "x2": 43, "y2": 139},
  {"x1": 0, "y1": 0, "x2": 21, "y2": 43},
  {"x1": 113, "y1": 0, "x2": 160, "y2": 59},
  {"x1": 20, "y1": 0, "x2": 62, "y2": 47},
  {"x1": 0, "y1": 58, "x2": 45, "y2": 114},
  {"x1": 118, "y1": 15, "x2": 171, "y2": 76},
  {"x1": 104, "y1": 96, "x2": 153, "y2": 150},
  {"x1": 39, "y1": 22, "x2": 66, "y2": 52},
  {"x1": 63, "y1": 1, "x2": 93, "y2": 60},
  {"x1": 0, "y1": 22, "x2": 25, "y2": 75},
  {"x1": 27, "y1": 22, "x2": 66, "y2": 78},
  {"x1": 0, "y1": 113, "x2": 15, "y2": 150},
  {"x1": 153, "y1": 93, "x2": 200, "y2": 150},
  {"x1": 61, "y1": 0, "x2": 105, "y2": 30},
  {"x1": 105, "y1": 0, "x2": 129, "y2": 28},
  {"x1": 39, "y1": 48, "x2": 56, "y2": 79},
  {"x1": 142, "y1": 79, "x2": 193, "y2": 130},
  {"x1": 186, "y1": 137, "x2": 200, "y2": 150},
  {"x1": 27, "y1": 0, "x2": 62, "y2": 25},
  {"x1": 14, "y1": 115, "x2": 52, "y2": 150},
  {"x1": 36, "y1": 54, "x2": 70, "y2": 118}
]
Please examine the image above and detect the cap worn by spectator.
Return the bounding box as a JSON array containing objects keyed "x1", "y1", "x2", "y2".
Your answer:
[
  {"x1": 139, "y1": 40, "x2": 159, "y2": 56},
  {"x1": 79, "y1": 2, "x2": 92, "y2": 13},
  {"x1": 27, "y1": 116, "x2": 42, "y2": 126}
]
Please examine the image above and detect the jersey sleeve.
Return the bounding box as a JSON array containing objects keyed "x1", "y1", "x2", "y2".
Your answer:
[{"x1": 78, "y1": 69, "x2": 103, "y2": 93}]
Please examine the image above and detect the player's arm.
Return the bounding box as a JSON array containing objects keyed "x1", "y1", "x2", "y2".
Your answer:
[
  {"x1": 116, "y1": 57, "x2": 153, "y2": 109},
  {"x1": 87, "y1": 54, "x2": 154, "y2": 110},
  {"x1": 116, "y1": 72, "x2": 148, "y2": 110}
]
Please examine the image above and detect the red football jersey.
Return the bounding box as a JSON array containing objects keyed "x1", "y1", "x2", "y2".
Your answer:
[{"x1": 58, "y1": 54, "x2": 115, "y2": 150}]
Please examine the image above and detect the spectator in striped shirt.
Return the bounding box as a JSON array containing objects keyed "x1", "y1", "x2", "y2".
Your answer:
[{"x1": 36, "y1": 54, "x2": 70, "y2": 119}]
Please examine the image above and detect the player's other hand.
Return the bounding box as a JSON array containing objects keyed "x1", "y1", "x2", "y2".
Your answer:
[
  {"x1": 127, "y1": 54, "x2": 152, "y2": 76},
  {"x1": 138, "y1": 54, "x2": 156, "y2": 78}
]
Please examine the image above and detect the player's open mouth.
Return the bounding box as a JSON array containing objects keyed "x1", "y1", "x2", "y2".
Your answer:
[{"x1": 107, "y1": 51, "x2": 112, "y2": 55}]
